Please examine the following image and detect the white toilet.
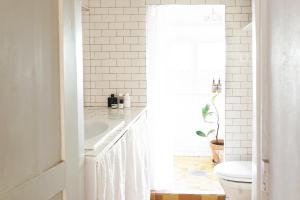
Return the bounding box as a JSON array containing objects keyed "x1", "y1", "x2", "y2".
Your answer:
[{"x1": 214, "y1": 161, "x2": 252, "y2": 200}]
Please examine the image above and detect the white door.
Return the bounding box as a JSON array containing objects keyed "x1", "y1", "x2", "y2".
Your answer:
[{"x1": 0, "y1": 0, "x2": 83, "y2": 199}]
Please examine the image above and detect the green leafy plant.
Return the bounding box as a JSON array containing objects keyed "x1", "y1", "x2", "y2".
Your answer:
[{"x1": 196, "y1": 94, "x2": 220, "y2": 143}]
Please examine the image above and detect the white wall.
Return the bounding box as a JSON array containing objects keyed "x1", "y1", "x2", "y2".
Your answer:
[
  {"x1": 258, "y1": 0, "x2": 300, "y2": 199},
  {"x1": 82, "y1": 0, "x2": 253, "y2": 161}
]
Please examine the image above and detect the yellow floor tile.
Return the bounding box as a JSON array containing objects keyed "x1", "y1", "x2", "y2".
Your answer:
[
  {"x1": 173, "y1": 156, "x2": 224, "y2": 195},
  {"x1": 151, "y1": 156, "x2": 225, "y2": 200}
]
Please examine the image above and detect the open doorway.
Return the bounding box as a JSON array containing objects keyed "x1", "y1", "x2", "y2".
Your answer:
[{"x1": 147, "y1": 5, "x2": 225, "y2": 195}]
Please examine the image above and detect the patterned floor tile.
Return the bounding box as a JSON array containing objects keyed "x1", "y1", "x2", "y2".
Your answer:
[{"x1": 151, "y1": 156, "x2": 225, "y2": 200}]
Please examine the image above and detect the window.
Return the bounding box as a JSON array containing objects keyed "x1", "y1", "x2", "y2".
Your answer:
[{"x1": 147, "y1": 5, "x2": 225, "y2": 189}]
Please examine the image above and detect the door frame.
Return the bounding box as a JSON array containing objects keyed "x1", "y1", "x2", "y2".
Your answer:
[
  {"x1": 253, "y1": 0, "x2": 270, "y2": 199},
  {"x1": 61, "y1": 0, "x2": 85, "y2": 199}
]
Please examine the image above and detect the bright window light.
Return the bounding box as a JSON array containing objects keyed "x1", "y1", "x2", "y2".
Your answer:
[{"x1": 147, "y1": 5, "x2": 225, "y2": 190}]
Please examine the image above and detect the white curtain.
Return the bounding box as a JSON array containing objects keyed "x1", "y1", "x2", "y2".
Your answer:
[
  {"x1": 95, "y1": 113, "x2": 149, "y2": 200},
  {"x1": 126, "y1": 114, "x2": 150, "y2": 200},
  {"x1": 146, "y1": 5, "x2": 225, "y2": 190},
  {"x1": 97, "y1": 136, "x2": 126, "y2": 200}
]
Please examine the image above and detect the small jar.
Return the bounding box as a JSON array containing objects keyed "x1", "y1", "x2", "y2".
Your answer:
[{"x1": 119, "y1": 99, "x2": 124, "y2": 109}]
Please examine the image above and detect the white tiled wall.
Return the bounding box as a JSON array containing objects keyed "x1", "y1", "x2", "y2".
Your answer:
[
  {"x1": 224, "y1": 0, "x2": 252, "y2": 161},
  {"x1": 82, "y1": 2, "x2": 147, "y2": 107},
  {"x1": 82, "y1": 0, "x2": 252, "y2": 161}
]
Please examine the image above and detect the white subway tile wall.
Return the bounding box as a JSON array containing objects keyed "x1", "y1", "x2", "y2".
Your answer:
[{"x1": 82, "y1": 0, "x2": 252, "y2": 161}]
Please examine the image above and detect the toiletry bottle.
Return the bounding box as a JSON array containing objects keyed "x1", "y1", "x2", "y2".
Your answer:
[
  {"x1": 124, "y1": 93, "x2": 131, "y2": 108},
  {"x1": 111, "y1": 94, "x2": 118, "y2": 109},
  {"x1": 118, "y1": 93, "x2": 124, "y2": 104},
  {"x1": 107, "y1": 94, "x2": 114, "y2": 107},
  {"x1": 218, "y1": 78, "x2": 222, "y2": 93},
  {"x1": 118, "y1": 93, "x2": 124, "y2": 109},
  {"x1": 119, "y1": 99, "x2": 124, "y2": 109},
  {"x1": 212, "y1": 79, "x2": 217, "y2": 93}
]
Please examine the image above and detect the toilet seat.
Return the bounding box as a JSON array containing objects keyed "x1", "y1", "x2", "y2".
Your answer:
[{"x1": 214, "y1": 161, "x2": 252, "y2": 183}]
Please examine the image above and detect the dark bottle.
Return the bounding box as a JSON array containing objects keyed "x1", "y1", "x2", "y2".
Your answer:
[
  {"x1": 113, "y1": 95, "x2": 118, "y2": 105},
  {"x1": 107, "y1": 94, "x2": 115, "y2": 107},
  {"x1": 111, "y1": 94, "x2": 118, "y2": 108}
]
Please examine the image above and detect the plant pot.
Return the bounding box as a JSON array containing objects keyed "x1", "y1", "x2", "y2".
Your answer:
[{"x1": 210, "y1": 139, "x2": 224, "y2": 164}]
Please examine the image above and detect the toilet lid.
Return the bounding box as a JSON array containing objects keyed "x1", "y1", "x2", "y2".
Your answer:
[{"x1": 214, "y1": 161, "x2": 252, "y2": 183}]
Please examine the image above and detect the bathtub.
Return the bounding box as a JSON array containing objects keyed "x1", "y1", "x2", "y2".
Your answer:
[
  {"x1": 84, "y1": 119, "x2": 125, "y2": 150},
  {"x1": 84, "y1": 107, "x2": 150, "y2": 200},
  {"x1": 84, "y1": 107, "x2": 147, "y2": 152}
]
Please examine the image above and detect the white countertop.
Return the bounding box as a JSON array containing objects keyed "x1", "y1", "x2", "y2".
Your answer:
[
  {"x1": 84, "y1": 107, "x2": 146, "y2": 157},
  {"x1": 85, "y1": 107, "x2": 146, "y2": 124}
]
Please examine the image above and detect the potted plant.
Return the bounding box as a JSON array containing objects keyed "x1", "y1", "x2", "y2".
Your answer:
[{"x1": 196, "y1": 79, "x2": 224, "y2": 164}]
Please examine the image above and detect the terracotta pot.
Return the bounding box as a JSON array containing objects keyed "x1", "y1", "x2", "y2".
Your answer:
[{"x1": 210, "y1": 139, "x2": 224, "y2": 164}]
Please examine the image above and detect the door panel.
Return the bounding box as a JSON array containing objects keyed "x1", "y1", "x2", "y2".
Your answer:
[
  {"x1": 0, "y1": 0, "x2": 65, "y2": 199},
  {"x1": 0, "y1": 163, "x2": 65, "y2": 200},
  {"x1": 49, "y1": 192, "x2": 63, "y2": 200}
]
